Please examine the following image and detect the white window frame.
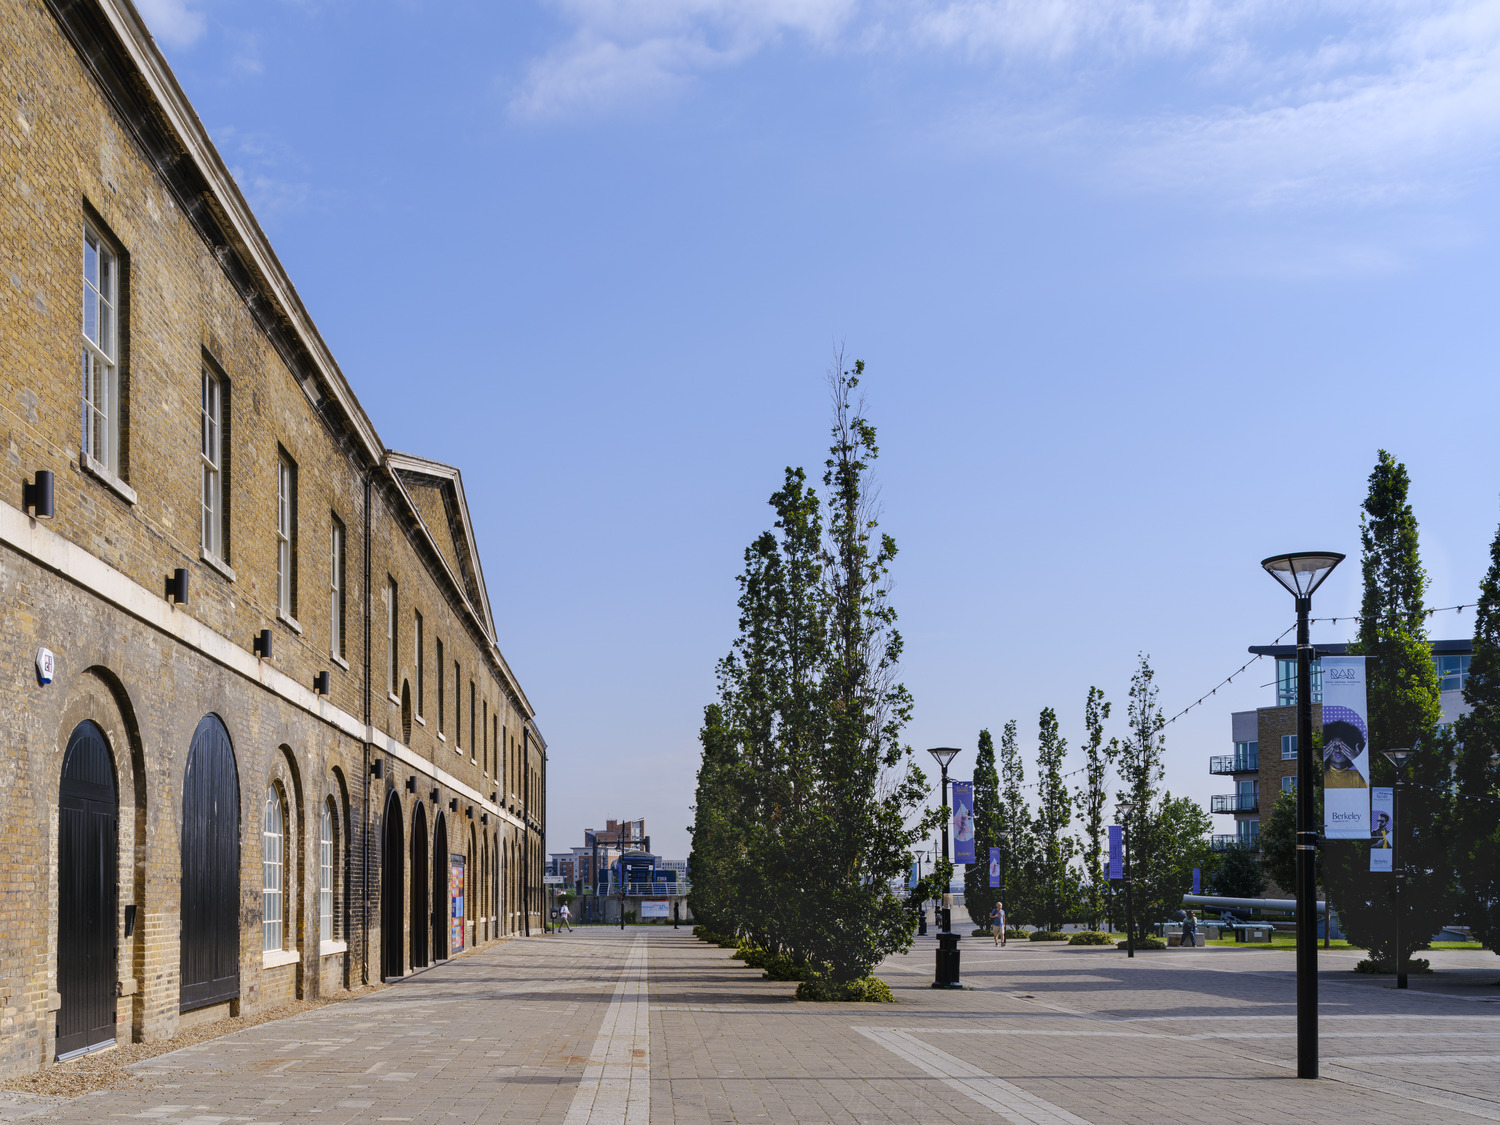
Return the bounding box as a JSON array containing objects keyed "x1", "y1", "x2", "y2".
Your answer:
[
  {"x1": 319, "y1": 800, "x2": 335, "y2": 943},
  {"x1": 1282, "y1": 775, "x2": 1296, "y2": 793},
  {"x1": 263, "y1": 786, "x2": 285, "y2": 952},
  {"x1": 414, "y1": 611, "x2": 425, "y2": 718},
  {"x1": 329, "y1": 518, "x2": 345, "y2": 659},
  {"x1": 1281, "y1": 734, "x2": 1297, "y2": 760},
  {"x1": 201, "y1": 369, "x2": 224, "y2": 560},
  {"x1": 82, "y1": 225, "x2": 119, "y2": 475},
  {"x1": 277, "y1": 456, "x2": 295, "y2": 618},
  {"x1": 387, "y1": 579, "x2": 399, "y2": 697}
]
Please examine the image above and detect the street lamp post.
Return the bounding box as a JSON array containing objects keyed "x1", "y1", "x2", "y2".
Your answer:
[
  {"x1": 1383, "y1": 748, "x2": 1411, "y2": 990},
  {"x1": 997, "y1": 830, "x2": 1010, "y2": 937},
  {"x1": 1118, "y1": 800, "x2": 1136, "y2": 959},
  {"x1": 928, "y1": 747, "x2": 962, "y2": 988},
  {"x1": 1262, "y1": 550, "x2": 1345, "y2": 1080},
  {"x1": 913, "y1": 849, "x2": 928, "y2": 936}
]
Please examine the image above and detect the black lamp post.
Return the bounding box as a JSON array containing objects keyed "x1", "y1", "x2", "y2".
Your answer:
[
  {"x1": 1383, "y1": 748, "x2": 1411, "y2": 990},
  {"x1": 1118, "y1": 800, "x2": 1136, "y2": 959},
  {"x1": 1261, "y1": 550, "x2": 1344, "y2": 1080},
  {"x1": 914, "y1": 849, "x2": 928, "y2": 936},
  {"x1": 927, "y1": 746, "x2": 962, "y2": 988}
]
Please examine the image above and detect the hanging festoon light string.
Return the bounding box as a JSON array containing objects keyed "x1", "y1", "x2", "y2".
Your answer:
[
  {"x1": 1404, "y1": 780, "x2": 1500, "y2": 806},
  {"x1": 1160, "y1": 621, "x2": 1298, "y2": 729},
  {"x1": 1311, "y1": 602, "x2": 1474, "y2": 626}
]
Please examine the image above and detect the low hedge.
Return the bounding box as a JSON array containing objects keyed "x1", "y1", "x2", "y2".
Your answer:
[
  {"x1": 1355, "y1": 956, "x2": 1432, "y2": 975},
  {"x1": 796, "y1": 975, "x2": 895, "y2": 1002},
  {"x1": 1117, "y1": 935, "x2": 1166, "y2": 950},
  {"x1": 1068, "y1": 931, "x2": 1113, "y2": 946},
  {"x1": 1028, "y1": 931, "x2": 1068, "y2": 942}
]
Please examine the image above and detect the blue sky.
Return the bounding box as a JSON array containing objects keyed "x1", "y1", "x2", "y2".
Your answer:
[{"x1": 139, "y1": 0, "x2": 1500, "y2": 863}]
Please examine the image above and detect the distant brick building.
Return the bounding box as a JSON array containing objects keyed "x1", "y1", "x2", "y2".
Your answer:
[{"x1": 0, "y1": 0, "x2": 547, "y2": 1074}]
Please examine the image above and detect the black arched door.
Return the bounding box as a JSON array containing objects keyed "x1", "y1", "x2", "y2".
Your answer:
[
  {"x1": 57, "y1": 721, "x2": 118, "y2": 1059},
  {"x1": 381, "y1": 791, "x2": 404, "y2": 980},
  {"x1": 181, "y1": 715, "x2": 240, "y2": 1011},
  {"x1": 432, "y1": 813, "x2": 448, "y2": 960},
  {"x1": 410, "y1": 803, "x2": 428, "y2": 969}
]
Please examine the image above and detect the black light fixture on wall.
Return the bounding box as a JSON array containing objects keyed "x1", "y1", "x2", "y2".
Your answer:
[
  {"x1": 253, "y1": 628, "x2": 273, "y2": 659},
  {"x1": 165, "y1": 567, "x2": 189, "y2": 605},
  {"x1": 405, "y1": 776, "x2": 416, "y2": 793},
  {"x1": 22, "y1": 470, "x2": 54, "y2": 519},
  {"x1": 429, "y1": 789, "x2": 438, "y2": 803},
  {"x1": 371, "y1": 759, "x2": 384, "y2": 779},
  {"x1": 313, "y1": 671, "x2": 330, "y2": 696}
]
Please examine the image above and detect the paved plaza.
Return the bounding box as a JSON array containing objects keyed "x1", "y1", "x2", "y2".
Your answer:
[{"x1": 6, "y1": 928, "x2": 1500, "y2": 1124}]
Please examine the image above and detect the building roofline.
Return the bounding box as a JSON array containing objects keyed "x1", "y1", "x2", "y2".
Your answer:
[{"x1": 1248, "y1": 639, "x2": 1473, "y2": 658}]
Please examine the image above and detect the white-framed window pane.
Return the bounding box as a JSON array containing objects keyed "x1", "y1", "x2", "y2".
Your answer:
[
  {"x1": 82, "y1": 226, "x2": 118, "y2": 474},
  {"x1": 330, "y1": 520, "x2": 344, "y2": 658},
  {"x1": 320, "y1": 802, "x2": 334, "y2": 943},
  {"x1": 387, "y1": 579, "x2": 398, "y2": 694},
  {"x1": 263, "y1": 787, "x2": 284, "y2": 952},
  {"x1": 201, "y1": 371, "x2": 222, "y2": 558},
  {"x1": 414, "y1": 613, "x2": 424, "y2": 716},
  {"x1": 277, "y1": 460, "x2": 292, "y2": 615}
]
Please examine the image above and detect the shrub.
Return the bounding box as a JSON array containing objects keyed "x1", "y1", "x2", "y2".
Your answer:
[
  {"x1": 1069, "y1": 931, "x2": 1113, "y2": 946},
  {"x1": 1117, "y1": 935, "x2": 1167, "y2": 950},
  {"x1": 716, "y1": 935, "x2": 741, "y2": 949},
  {"x1": 796, "y1": 975, "x2": 894, "y2": 1002},
  {"x1": 971, "y1": 928, "x2": 992, "y2": 938},
  {"x1": 762, "y1": 953, "x2": 811, "y2": 982},
  {"x1": 1029, "y1": 931, "x2": 1068, "y2": 942},
  {"x1": 1355, "y1": 956, "x2": 1433, "y2": 975}
]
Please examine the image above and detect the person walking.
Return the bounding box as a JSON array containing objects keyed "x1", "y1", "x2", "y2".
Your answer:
[
  {"x1": 559, "y1": 901, "x2": 573, "y2": 932},
  {"x1": 991, "y1": 901, "x2": 1006, "y2": 946},
  {"x1": 1181, "y1": 910, "x2": 1197, "y2": 948}
]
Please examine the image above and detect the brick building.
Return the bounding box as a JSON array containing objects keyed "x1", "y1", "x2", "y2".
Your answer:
[
  {"x1": 1211, "y1": 641, "x2": 1471, "y2": 851},
  {"x1": 0, "y1": 0, "x2": 548, "y2": 1074}
]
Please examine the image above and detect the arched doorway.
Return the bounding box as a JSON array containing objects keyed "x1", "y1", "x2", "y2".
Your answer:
[
  {"x1": 410, "y1": 802, "x2": 428, "y2": 969},
  {"x1": 381, "y1": 790, "x2": 404, "y2": 980},
  {"x1": 432, "y1": 812, "x2": 448, "y2": 960},
  {"x1": 57, "y1": 721, "x2": 118, "y2": 1059},
  {"x1": 181, "y1": 715, "x2": 240, "y2": 1012}
]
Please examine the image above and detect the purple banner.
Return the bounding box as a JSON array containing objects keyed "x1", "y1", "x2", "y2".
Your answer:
[
  {"x1": 952, "y1": 781, "x2": 975, "y2": 864},
  {"x1": 989, "y1": 847, "x2": 1000, "y2": 889},
  {"x1": 1108, "y1": 824, "x2": 1123, "y2": 880}
]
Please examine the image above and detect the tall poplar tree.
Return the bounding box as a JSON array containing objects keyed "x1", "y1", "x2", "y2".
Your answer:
[
  {"x1": 1076, "y1": 687, "x2": 1116, "y2": 930},
  {"x1": 1034, "y1": 707, "x2": 1077, "y2": 930},
  {"x1": 996, "y1": 719, "x2": 1039, "y2": 926},
  {"x1": 963, "y1": 728, "x2": 1003, "y2": 930},
  {"x1": 1328, "y1": 451, "x2": 1454, "y2": 966},
  {"x1": 1455, "y1": 509, "x2": 1500, "y2": 953}
]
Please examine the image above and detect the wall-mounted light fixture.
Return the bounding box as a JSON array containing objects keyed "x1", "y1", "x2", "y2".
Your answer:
[
  {"x1": 429, "y1": 789, "x2": 438, "y2": 803},
  {"x1": 481, "y1": 813, "x2": 489, "y2": 825},
  {"x1": 405, "y1": 776, "x2": 416, "y2": 793},
  {"x1": 371, "y1": 759, "x2": 384, "y2": 779},
  {"x1": 466, "y1": 805, "x2": 474, "y2": 820},
  {"x1": 253, "y1": 629, "x2": 273, "y2": 659},
  {"x1": 165, "y1": 567, "x2": 189, "y2": 605},
  {"x1": 449, "y1": 798, "x2": 458, "y2": 812},
  {"x1": 313, "y1": 671, "x2": 330, "y2": 696},
  {"x1": 22, "y1": 470, "x2": 54, "y2": 519}
]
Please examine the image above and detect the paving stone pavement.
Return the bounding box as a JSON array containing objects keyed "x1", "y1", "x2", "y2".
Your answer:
[{"x1": 10, "y1": 929, "x2": 1500, "y2": 1124}]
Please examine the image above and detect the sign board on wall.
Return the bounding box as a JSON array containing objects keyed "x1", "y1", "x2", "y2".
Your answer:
[
  {"x1": 450, "y1": 854, "x2": 466, "y2": 953},
  {"x1": 641, "y1": 900, "x2": 670, "y2": 918}
]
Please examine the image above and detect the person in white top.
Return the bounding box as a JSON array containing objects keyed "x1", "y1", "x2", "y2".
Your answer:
[{"x1": 559, "y1": 901, "x2": 573, "y2": 931}]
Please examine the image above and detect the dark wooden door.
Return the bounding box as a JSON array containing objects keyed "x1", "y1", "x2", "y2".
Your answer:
[
  {"x1": 410, "y1": 804, "x2": 428, "y2": 969},
  {"x1": 431, "y1": 814, "x2": 448, "y2": 960},
  {"x1": 180, "y1": 715, "x2": 240, "y2": 1011},
  {"x1": 381, "y1": 791, "x2": 404, "y2": 980},
  {"x1": 56, "y1": 721, "x2": 117, "y2": 1060}
]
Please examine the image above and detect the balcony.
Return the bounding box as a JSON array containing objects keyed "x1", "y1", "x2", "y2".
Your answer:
[
  {"x1": 594, "y1": 879, "x2": 688, "y2": 897},
  {"x1": 1211, "y1": 793, "x2": 1259, "y2": 814},
  {"x1": 1211, "y1": 834, "x2": 1258, "y2": 851},
  {"x1": 1209, "y1": 753, "x2": 1258, "y2": 775}
]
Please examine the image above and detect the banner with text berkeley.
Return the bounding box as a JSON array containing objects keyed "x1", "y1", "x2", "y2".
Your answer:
[
  {"x1": 1322, "y1": 655, "x2": 1371, "y2": 839},
  {"x1": 952, "y1": 781, "x2": 975, "y2": 864}
]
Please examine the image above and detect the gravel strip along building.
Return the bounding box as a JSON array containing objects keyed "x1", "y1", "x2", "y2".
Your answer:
[{"x1": 0, "y1": 0, "x2": 548, "y2": 1076}]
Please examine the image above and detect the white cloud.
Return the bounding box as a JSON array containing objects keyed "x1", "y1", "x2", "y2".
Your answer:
[
  {"x1": 511, "y1": 0, "x2": 858, "y2": 118},
  {"x1": 136, "y1": 0, "x2": 207, "y2": 49}
]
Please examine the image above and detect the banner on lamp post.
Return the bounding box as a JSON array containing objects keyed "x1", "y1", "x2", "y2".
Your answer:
[
  {"x1": 989, "y1": 847, "x2": 1000, "y2": 889},
  {"x1": 1370, "y1": 786, "x2": 1394, "y2": 872},
  {"x1": 952, "y1": 781, "x2": 975, "y2": 864},
  {"x1": 1108, "y1": 825, "x2": 1123, "y2": 880},
  {"x1": 1321, "y1": 655, "x2": 1371, "y2": 839},
  {"x1": 1193, "y1": 867, "x2": 1201, "y2": 895}
]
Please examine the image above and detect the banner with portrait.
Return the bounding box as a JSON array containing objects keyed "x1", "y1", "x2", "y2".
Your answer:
[
  {"x1": 952, "y1": 781, "x2": 975, "y2": 864},
  {"x1": 1370, "y1": 787, "x2": 1394, "y2": 872},
  {"x1": 1321, "y1": 655, "x2": 1371, "y2": 839}
]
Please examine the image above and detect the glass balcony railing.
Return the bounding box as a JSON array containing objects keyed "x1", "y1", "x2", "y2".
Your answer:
[
  {"x1": 1211, "y1": 834, "x2": 1258, "y2": 851},
  {"x1": 1211, "y1": 793, "x2": 1259, "y2": 814},
  {"x1": 1209, "y1": 753, "x2": 1258, "y2": 775}
]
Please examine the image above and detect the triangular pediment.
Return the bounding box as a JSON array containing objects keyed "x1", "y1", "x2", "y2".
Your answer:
[{"x1": 386, "y1": 451, "x2": 494, "y2": 639}]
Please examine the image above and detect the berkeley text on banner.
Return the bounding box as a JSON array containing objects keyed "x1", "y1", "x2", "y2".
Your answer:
[{"x1": 1322, "y1": 655, "x2": 1371, "y2": 839}]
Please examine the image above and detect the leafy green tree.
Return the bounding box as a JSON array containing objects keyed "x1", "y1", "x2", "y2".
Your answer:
[
  {"x1": 996, "y1": 718, "x2": 1039, "y2": 926},
  {"x1": 1327, "y1": 451, "x2": 1454, "y2": 966},
  {"x1": 1455, "y1": 509, "x2": 1500, "y2": 954},
  {"x1": 1075, "y1": 687, "x2": 1116, "y2": 930},
  {"x1": 686, "y1": 704, "x2": 746, "y2": 935},
  {"x1": 1034, "y1": 707, "x2": 1077, "y2": 930},
  {"x1": 963, "y1": 728, "x2": 1003, "y2": 929},
  {"x1": 1260, "y1": 781, "x2": 1322, "y2": 898},
  {"x1": 1208, "y1": 842, "x2": 1267, "y2": 899}
]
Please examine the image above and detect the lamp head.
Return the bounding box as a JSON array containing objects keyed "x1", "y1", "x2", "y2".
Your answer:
[
  {"x1": 1383, "y1": 748, "x2": 1412, "y2": 769},
  {"x1": 927, "y1": 746, "x2": 961, "y2": 772},
  {"x1": 1117, "y1": 799, "x2": 1135, "y2": 818},
  {"x1": 1261, "y1": 552, "x2": 1345, "y2": 599}
]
